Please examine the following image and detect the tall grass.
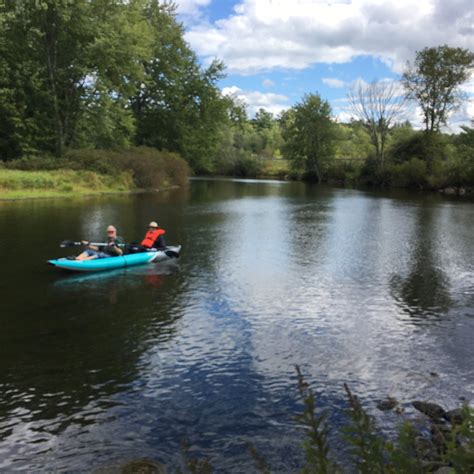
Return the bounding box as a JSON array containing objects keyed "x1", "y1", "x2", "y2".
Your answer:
[
  {"x1": 243, "y1": 369, "x2": 474, "y2": 473},
  {"x1": 0, "y1": 169, "x2": 134, "y2": 199},
  {"x1": 1, "y1": 147, "x2": 189, "y2": 199}
]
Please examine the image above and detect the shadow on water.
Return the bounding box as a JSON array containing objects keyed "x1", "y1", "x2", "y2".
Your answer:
[
  {"x1": 389, "y1": 204, "x2": 452, "y2": 322},
  {"x1": 0, "y1": 265, "x2": 185, "y2": 429}
]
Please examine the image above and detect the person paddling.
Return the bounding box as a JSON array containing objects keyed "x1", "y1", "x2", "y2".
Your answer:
[
  {"x1": 141, "y1": 221, "x2": 166, "y2": 250},
  {"x1": 73, "y1": 225, "x2": 124, "y2": 260}
]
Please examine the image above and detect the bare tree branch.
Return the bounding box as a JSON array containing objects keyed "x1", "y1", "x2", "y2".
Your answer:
[{"x1": 347, "y1": 79, "x2": 407, "y2": 168}]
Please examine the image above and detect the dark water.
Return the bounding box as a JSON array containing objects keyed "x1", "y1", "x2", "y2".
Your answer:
[{"x1": 0, "y1": 179, "x2": 473, "y2": 471}]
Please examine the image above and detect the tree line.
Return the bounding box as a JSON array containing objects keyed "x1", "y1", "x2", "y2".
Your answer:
[
  {"x1": 1, "y1": 2, "x2": 473, "y2": 190},
  {"x1": 0, "y1": 0, "x2": 229, "y2": 172}
]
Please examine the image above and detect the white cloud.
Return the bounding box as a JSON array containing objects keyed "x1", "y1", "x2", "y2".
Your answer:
[
  {"x1": 322, "y1": 77, "x2": 347, "y2": 88},
  {"x1": 222, "y1": 86, "x2": 290, "y2": 116},
  {"x1": 262, "y1": 78, "x2": 275, "y2": 88},
  {"x1": 185, "y1": 0, "x2": 474, "y2": 74},
  {"x1": 172, "y1": 0, "x2": 211, "y2": 16}
]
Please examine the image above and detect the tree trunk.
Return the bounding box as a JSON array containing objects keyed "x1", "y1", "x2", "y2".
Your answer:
[{"x1": 43, "y1": 8, "x2": 64, "y2": 157}]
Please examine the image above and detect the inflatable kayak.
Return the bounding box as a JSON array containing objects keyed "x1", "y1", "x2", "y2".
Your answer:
[{"x1": 48, "y1": 245, "x2": 181, "y2": 272}]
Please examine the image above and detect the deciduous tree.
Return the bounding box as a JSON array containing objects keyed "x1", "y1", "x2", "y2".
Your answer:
[
  {"x1": 281, "y1": 94, "x2": 336, "y2": 182},
  {"x1": 347, "y1": 80, "x2": 407, "y2": 168}
]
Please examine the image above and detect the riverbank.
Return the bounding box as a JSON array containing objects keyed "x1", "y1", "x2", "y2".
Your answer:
[
  {"x1": 0, "y1": 169, "x2": 181, "y2": 201},
  {"x1": 0, "y1": 169, "x2": 135, "y2": 200},
  {"x1": 0, "y1": 147, "x2": 189, "y2": 200},
  {"x1": 224, "y1": 158, "x2": 473, "y2": 196}
]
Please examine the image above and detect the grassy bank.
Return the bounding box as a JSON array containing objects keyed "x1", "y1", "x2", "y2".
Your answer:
[
  {"x1": 0, "y1": 147, "x2": 189, "y2": 200},
  {"x1": 0, "y1": 169, "x2": 136, "y2": 200}
]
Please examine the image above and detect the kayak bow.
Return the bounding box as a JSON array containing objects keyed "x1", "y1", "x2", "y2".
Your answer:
[{"x1": 48, "y1": 245, "x2": 181, "y2": 272}]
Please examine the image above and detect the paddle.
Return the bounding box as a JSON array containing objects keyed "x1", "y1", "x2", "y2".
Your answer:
[
  {"x1": 164, "y1": 249, "x2": 180, "y2": 258},
  {"x1": 59, "y1": 239, "x2": 126, "y2": 248}
]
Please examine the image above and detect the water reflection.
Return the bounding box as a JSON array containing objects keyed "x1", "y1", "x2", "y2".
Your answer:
[
  {"x1": 0, "y1": 181, "x2": 473, "y2": 471},
  {"x1": 390, "y1": 204, "x2": 452, "y2": 321}
]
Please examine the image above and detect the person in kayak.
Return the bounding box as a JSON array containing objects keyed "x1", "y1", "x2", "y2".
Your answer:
[
  {"x1": 73, "y1": 225, "x2": 124, "y2": 260},
  {"x1": 141, "y1": 221, "x2": 166, "y2": 250}
]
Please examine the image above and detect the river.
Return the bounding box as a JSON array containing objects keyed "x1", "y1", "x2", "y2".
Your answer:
[{"x1": 0, "y1": 178, "x2": 473, "y2": 471}]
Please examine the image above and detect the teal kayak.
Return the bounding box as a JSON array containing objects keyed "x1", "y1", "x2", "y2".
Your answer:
[{"x1": 48, "y1": 246, "x2": 181, "y2": 272}]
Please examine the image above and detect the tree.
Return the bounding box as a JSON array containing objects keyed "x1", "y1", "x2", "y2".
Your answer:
[
  {"x1": 0, "y1": 0, "x2": 152, "y2": 158},
  {"x1": 402, "y1": 45, "x2": 474, "y2": 171},
  {"x1": 403, "y1": 45, "x2": 474, "y2": 134},
  {"x1": 281, "y1": 93, "x2": 336, "y2": 182},
  {"x1": 130, "y1": 2, "x2": 228, "y2": 173},
  {"x1": 347, "y1": 79, "x2": 407, "y2": 168}
]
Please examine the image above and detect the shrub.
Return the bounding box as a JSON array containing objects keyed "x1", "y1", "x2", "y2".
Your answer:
[
  {"x1": 325, "y1": 160, "x2": 362, "y2": 185},
  {"x1": 390, "y1": 158, "x2": 428, "y2": 188},
  {"x1": 3, "y1": 147, "x2": 190, "y2": 190},
  {"x1": 4, "y1": 155, "x2": 63, "y2": 171},
  {"x1": 231, "y1": 155, "x2": 263, "y2": 177}
]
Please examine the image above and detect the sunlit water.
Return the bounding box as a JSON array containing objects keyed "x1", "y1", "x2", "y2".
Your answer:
[{"x1": 0, "y1": 179, "x2": 473, "y2": 471}]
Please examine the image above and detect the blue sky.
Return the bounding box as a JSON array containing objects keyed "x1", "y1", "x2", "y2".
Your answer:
[{"x1": 175, "y1": 0, "x2": 473, "y2": 129}]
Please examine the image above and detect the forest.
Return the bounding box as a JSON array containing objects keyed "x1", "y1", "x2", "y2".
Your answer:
[{"x1": 0, "y1": 1, "x2": 473, "y2": 196}]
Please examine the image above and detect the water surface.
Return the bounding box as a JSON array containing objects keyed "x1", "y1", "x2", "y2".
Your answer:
[{"x1": 0, "y1": 179, "x2": 473, "y2": 471}]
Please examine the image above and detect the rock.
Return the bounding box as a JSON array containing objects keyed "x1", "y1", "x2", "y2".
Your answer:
[
  {"x1": 430, "y1": 372, "x2": 439, "y2": 377},
  {"x1": 443, "y1": 408, "x2": 464, "y2": 426},
  {"x1": 443, "y1": 187, "x2": 456, "y2": 195},
  {"x1": 412, "y1": 401, "x2": 446, "y2": 420},
  {"x1": 458, "y1": 187, "x2": 466, "y2": 196},
  {"x1": 377, "y1": 397, "x2": 398, "y2": 411}
]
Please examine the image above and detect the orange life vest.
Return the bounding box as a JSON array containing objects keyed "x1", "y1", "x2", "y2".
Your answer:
[{"x1": 141, "y1": 228, "x2": 166, "y2": 248}]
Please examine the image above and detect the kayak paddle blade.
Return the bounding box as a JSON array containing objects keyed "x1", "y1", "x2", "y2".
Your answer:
[
  {"x1": 60, "y1": 240, "x2": 78, "y2": 248},
  {"x1": 164, "y1": 249, "x2": 180, "y2": 258}
]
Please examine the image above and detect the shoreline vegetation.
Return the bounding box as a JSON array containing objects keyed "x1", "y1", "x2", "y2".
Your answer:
[
  {"x1": 102, "y1": 370, "x2": 474, "y2": 473},
  {"x1": 0, "y1": 148, "x2": 189, "y2": 201},
  {"x1": 1, "y1": 3, "x2": 472, "y2": 198}
]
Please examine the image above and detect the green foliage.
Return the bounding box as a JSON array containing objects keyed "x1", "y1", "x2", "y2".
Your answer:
[
  {"x1": 263, "y1": 369, "x2": 474, "y2": 474},
  {"x1": 130, "y1": 2, "x2": 228, "y2": 173},
  {"x1": 0, "y1": 0, "x2": 153, "y2": 158},
  {"x1": 0, "y1": 168, "x2": 134, "y2": 198},
  {"x1": 4, "y1": 147, "x2": 189, "y2": 191},
  {"x1": 281, "y1": 94, "x2": 336, "y2": 183},
  {"x1": 385, "y1": 422, "x2": 423, "y2": 473},
  {"x1": 295, "y1": 366, "x2": 337, "y2": 474},
  {"x1": 210, "y1": 101, "x2": 283, "y2": 177},
  {"x1": 443, "y1": 406, "x2": 474, "y2": 471},
  {"x1": 343, "y1": 384, "x2": 387, "y2": 472},
  {"x1": 0, "y1": 1, "x2": 227, "y2": 173},
  {"x1": 403, "y1": 45, "x2": 474, "y2": 133},
  {"x1": 389, "y1": 158, "x2": 429, "y2": 188},
  {"x1": 334, "y1": 122, "x2": 373, "y2": 160}
]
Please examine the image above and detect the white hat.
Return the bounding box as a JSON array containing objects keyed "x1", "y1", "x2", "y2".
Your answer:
[{"x1": 148, "y1": 221, "x2": 158, "y2": 228}]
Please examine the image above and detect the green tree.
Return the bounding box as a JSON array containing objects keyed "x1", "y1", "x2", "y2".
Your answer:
[
  {"x1": 130, "y1": 2, "x2": 228, "y2": 173},
  {"x1": 0, "y1": 0, "x2": 152, "y2": 158},
  {"x1": 281, "y1": 93, "x2": 336, "y2": 182},
  {"x1": 403, "y1": 45, "x2": 474, "y2": 134},
  {"x1": 402, "y1": 45, "x2": 474, "y2": 171}
]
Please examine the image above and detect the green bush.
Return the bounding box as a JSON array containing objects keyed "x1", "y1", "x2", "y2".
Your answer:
[
  {"x1": 4, "y1": 155, "x2": 63, "y2": 171},
  {"x1": 390, "y1": 158, "x2": 429, "y2": 188},
  {"x1": 325, "y1": 160, "x2": 362, "y2": 185},
  {"x1": 4, "y1": 147, "x2": 190, "y2": 190},
  {"x1": 231, "y1": 155, "x2": 263, "y2": 177}
]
